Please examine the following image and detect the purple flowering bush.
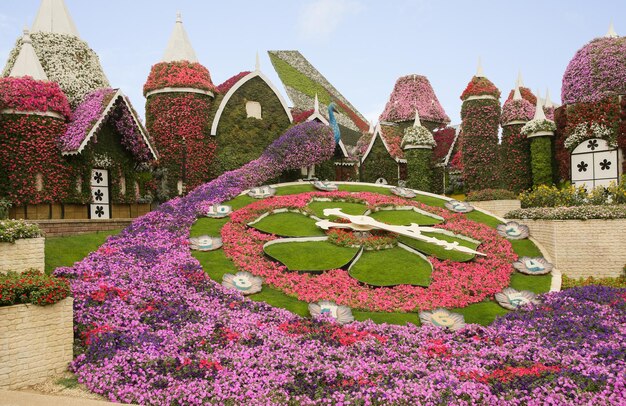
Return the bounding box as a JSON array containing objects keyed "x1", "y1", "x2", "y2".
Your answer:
[
  {"x1": 62, "y1": 88, "x2": 116, "y2": 152},
  {"x1": 54, "y1": 120, "x2": 626, "y2": 404}
]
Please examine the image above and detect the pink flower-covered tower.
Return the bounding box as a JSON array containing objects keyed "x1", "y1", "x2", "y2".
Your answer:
[
  {"x1": 144, "y1": 12, "x2": 218, "y2": 198},
  {"x1": 459, "y1": 59, "x2": 501, "y2": 191}
]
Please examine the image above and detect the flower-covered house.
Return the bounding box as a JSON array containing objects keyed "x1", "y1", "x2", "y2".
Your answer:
[{"x1": 1, "y1": 0, "x2": 157, "y2": 220}]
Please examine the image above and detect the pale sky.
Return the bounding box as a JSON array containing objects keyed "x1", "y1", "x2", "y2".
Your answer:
[{"x1": 1, "y1": 0, "x2": 625, "y2": 124}]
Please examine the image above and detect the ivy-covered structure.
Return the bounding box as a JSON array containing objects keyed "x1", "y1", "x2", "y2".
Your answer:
[
  {"x1": 555, "y1": 25, "x2": 626, "y2": 189},
  {"x1": 459, "y1": 61, "x2": 501, "y2": 192},
  {"x1": 1, "y1": 0, "x2": 156, "y2": 220}
]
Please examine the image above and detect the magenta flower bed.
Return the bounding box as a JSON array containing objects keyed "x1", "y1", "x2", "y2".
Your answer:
[
  {"x1": 380, "y1": 75, "x2": 450, "y2": 124},
  {"x1": 0, "y1": 76, "x2": 71, "y2": 118},
  {"x1": 54, "y1": 120, "x2": 625, "y2": 404},
  {"x1": 61, "y1": 88, "x2": 116, "y2": 152},
  {"x1": 223, "y1": 191, "x2": 516, "y2": 312}
]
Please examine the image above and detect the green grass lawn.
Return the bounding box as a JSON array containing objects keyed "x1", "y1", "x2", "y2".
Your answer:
[
  {"x1": 264, "y1": 240, "x2": 359, "y2": 271},
  {"x1": 250, "y1": 212, "x2": 325, "y2": 237},
  {"x1": 398, "y1": 232, "x2": 478, "y2": 262},
  {"x1": 306, "y1": 201, "x2": 368, "y2": 218},
  {"x1": 45, "y1": 229, "x2": 120, "y2": 274},
  {"x1": 349, "y1": 247, "x2": 432, "y2": 286},
  {"x1": 190, "y1": 218, "x2": 230, "y2": 237},
  {"x1": 369, "y1": 209, "x2": 442, "y2": 226}
]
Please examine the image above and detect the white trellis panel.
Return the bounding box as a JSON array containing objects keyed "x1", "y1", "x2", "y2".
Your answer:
[
  {"x1": 90, "y1": 169, "x2": 110, "y2": 219},
  {"x1": 571, "y1": 138, "x2": 618, "y2": 190}
]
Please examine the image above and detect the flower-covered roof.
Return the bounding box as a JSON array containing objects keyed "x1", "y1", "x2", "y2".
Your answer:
[
  {"x1": 358, "y1": 123, "x2": 405, "y2": 161},
  {"x1": 401, "y1": 111, "x2": 436, "y2": 149},
  {"x1": 217, "y1": 71, "x2": 251, "y2": 94},
  {"x1": 0, "y1": 75, "x2": 71, "y2": 119},
  {"x1": 380, "y1": 75, "x2": 450, "y2": 124},
  {"x1": 144, "y1": 61, "x2": 218, "y2": 96},
  {"x1": 501, "y1": 98, "x2": 534, "y2": 125},
  {"x1": 433, "y1": 126, "x2": 460, "y2": 165},
  {"x1": 62, "y1": 88, "x2": 157, "y2": 160},
  {"x1": 506, "y1": 87, "x2": 536, "y2": 105},
  {"x1": 562, "y1": 35, "x2": 626, "y2": 104},
  {"x1": 460, "y1": 76, "x2": 500, "y2": 101}
]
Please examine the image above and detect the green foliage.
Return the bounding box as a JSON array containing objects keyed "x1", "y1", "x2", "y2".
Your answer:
[
  {"x1": 466, "y1": 189, "x2": 517, "y2": 201},
  {"x1": 519, "y1": 177, "x2": 626, "y2": 208},
  {"x1": 405, "y1": 148, "x2": 433, "y2": 192},
  {"x1": 0, "y1": 270, "x2": 70, "y2": 307},
  {"x1": 315, "y1": 159, "x2": 336, "y2": 181},
  {"x1": 529, "y1": 136, "x2": 553, "y2": 186},
  {"x1": 498, "y1": 124, "x2": 532, "y2": 192},
  {"x1": 268, "y1": 54, "x2": 334, "y2": 106},
  {"x1": 360, "y1": 137, "x2": 399, "y2": 184},
  {"x1": 213, "y1": 76, "x2": 291, "y2": 175},
  {"x1": 0, "y1": 219, "x2": 41, "y2": 242},
  {"x1": 562, "y1": 274, "x2": 626, "y2": 289},
  {"x1": 0, "y1": 198, "x2": 12, "y2": 219}
]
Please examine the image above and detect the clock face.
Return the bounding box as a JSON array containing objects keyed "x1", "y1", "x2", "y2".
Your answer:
[{"x1": 217, "y1": 190, "x2": 522, "y2": 313}]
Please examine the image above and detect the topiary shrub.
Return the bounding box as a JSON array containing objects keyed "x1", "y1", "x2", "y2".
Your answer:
[
  {"x1": 405, "y1": 148, "x2": 433, "y2": 192},
  {"x1": 529, "y1": 137, "x2": 553, "y2": 186}
]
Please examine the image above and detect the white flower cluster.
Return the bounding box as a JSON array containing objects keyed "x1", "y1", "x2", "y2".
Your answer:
[
  {"x1": 93, "y1": 153, "x2": 113, "y2": 168},
  {"x1": 564, "y1": 122, "x2": 616, "y2": 150},
  {"x1": 520, "y1": 119, "x2": 556, "y2": 136},
  {"x1": 2, "y1": 33, "x2": 110, "y2": 107},
  {"x1": 401, "y1": 125, "x2": 436, "y2": 148},
  {"x1": 506, "y1": 205, "x2": 626, "y2": 220}
]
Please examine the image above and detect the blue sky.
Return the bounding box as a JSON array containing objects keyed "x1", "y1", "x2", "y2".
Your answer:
[{"x1": 1, "y1": 0, "x2": 624, "y2": 124}]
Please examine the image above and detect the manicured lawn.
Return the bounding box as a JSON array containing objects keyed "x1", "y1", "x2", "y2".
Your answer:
[
  {"x1": 45, "y1": 230, "x2": 120, "y2": 274},
  {"x1": 306, "y1": 201, "x2": 368, "y2": 218},
  {"x1": 348, "y1": 247, "x2": 432, "y2": 286},
  {"x1": 190, "y1": 218, "x2": 230, "y2": 237},
  {"x1": 339, "y1": 184, "x2": 392, "y2": 195},
  {"x1": 264, "y1": 240, "x2": 359, "y2": 271},
  {"x1": 250, "y1": 212, "x2": 325, "y2": 237},
  {"x1": 369, "y1": 209, "x2": 442, "y2": 226},
  {"x1": 399, "y1": 232, "x2": 478, "y2": 262},
  {"x1": 465, "y1": 210, "x2": 503, "y2": 228}
]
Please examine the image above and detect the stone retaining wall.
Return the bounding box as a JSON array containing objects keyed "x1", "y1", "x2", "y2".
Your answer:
[
  {"x1": 0, "y1": 298, "x2": 73, "y2": 390},
  {"x1": 524, "y1": 219, "x2": 626, "y2": 278},
  {"x1": 30, "y1": 219, "x2": 132, "y2": 237},
  {"x1": 0, "y1": 237, "x2": 44, "y2": 273},
  {"x1": 471, "y1": 200, "x2": 521, "y2": 218}
]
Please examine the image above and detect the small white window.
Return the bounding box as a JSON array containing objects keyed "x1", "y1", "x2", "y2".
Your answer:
[{"x1": 246, "y1": 101, "x2": 262, "y2": 119}]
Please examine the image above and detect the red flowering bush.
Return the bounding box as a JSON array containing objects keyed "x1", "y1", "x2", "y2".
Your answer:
[
  {"x1": 461, "y1": 76, "x2": 501, "y2": 100},
  {"x1": 0, "y1": 270, "x2": 70, "y2": 307},
  {"x1": 144, "y1": 61, "x2": 218, "y2": 95},
  {"x1": 432, "y1": 127, "x2": 457, "y2": 162},
  {"x1": 0, "y1": 76, "x2": 71, "y2": 119},
  {"x1": 291, "y1": 108, "x2": 314, "y2": 123},
  {"x1": 216, "y1": 71, "x2": 250, "y2": 94}
]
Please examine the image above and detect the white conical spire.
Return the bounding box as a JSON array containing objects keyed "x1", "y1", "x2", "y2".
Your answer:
[
  {"x1": 31, "y1": 0, "x2": 79, "y2": 36},
  {"x1": 516, "y1": 70, "x2": 524, "y2": 88},
  {"x1": 368, "y1": 120, "x2": 375, "y2": 134},
  {"x1": 162, "y1": 12, "x2": 198, "y2": 63},
  {"x1": 413, "y1": 109, "x2": 422, "y2": 127},
  {"x1": 255, "y1": 51, "x2": 260, "y2": 71},
  {"x1": 314, "y1": 93, "x2": 320, "y2": 113},
  {"x1": 606, "y1": 22, "x2": 618, "y2": 38},
  {"x1": 532, "y1": 89, "x2": 547, "y2": 121},
  {"x1": 475, "y1": 57, "x2": 485, "y2": 77},
  {"x1": 9, "y1": 29, "x2": 48, "y2": 81},
  {"x1": 544, "y1": 88, "x2": 554, "y2": 108},
  {"x1": 513, "y1": 76, "x2": 522, "y2": 100}
]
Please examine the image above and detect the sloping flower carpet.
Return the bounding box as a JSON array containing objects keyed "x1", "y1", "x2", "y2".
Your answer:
[{"x1": 55, "y1": 122, "x2": 625, "y2": 404}]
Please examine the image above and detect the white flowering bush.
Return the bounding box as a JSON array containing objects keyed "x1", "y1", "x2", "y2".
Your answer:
[
  {"x1": 0, "y1": 220, "x2": 42, "y2": 243},
  {"x1": 401, "y1": 125, "x2": 436, "y2": 148},
  {"x1": 520, "y1": 119, "x2": 556, "y2": 136},
  {"x1": 506, "y1": 205, "x2": 626, "y2": 220},
  {"x1": 564, "y1": 122, "x2": 616, "y2": 150},
  {"x1": 2, "y1": 33, "x2": 110, "y2": 107}
]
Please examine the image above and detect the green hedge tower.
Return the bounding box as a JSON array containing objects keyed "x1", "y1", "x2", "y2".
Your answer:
[
  {"x1": 459, "y1": 60, "x2": 501, "y2": 192},
  {"x1": 521, "y1": 90, "x2": 557, "y2": 186},
  {"x1": 144, "y1": 13, "x2": 217, "y2": 199},
  {"x1": 402, "y1": 111, "x2": 436, "y2": 192}
]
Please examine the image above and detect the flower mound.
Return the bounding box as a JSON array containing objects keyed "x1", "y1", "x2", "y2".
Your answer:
[
  {"x1": 562, "y1": 36, "x2": 626, "y2": 104},
  {"x1": 461, "y1": 76, "x2": 501, "y2": 100},
  {"x1": 501, "y1": 98, "x2": 534, "y2": 125},
  {"x1": 0, "y1": 76, "x2": 71, "y2": 118},
  {"x1": 401, "y1": 125, "x2": 436, "y2": 149},
  {"x1": 380, "y1": 75, "x2": 450, "y2": 124},
  {"x1": 144, "y1": 61, "x2": 218, "y2": 95},
  {"x1": 223, "y1": 191, "x2": 516, "y2": 312}
]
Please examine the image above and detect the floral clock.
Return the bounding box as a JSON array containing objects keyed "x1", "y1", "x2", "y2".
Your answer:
[
  {"x1": 222, "y1": 271, "x2": 263, "y2": 295},
  {"x1": 220, "y1": 191, "x2": 520, "y2": 313}
]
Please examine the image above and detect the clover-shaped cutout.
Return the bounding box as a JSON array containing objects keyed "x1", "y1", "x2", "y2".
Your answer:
[
  {"x1": 444, "y1": 200, "x2": 474, "y2": 213},
  {"x1": 247, "y1": 186, "x2": 276, "y2": 199},
  {"x1": 189, "y1": 235, "x2": 223, "y2": 251},
  {"x1": 513, "y1": 257, "x2": 553, "y2": 275},
  {"x1": 419, "y1": 308, "x2": 466, "y2": 331},
  {"x1": 496, "y1": 221, "x2": 529, "y2": 240},
  {"x1": 495, "y1": 288, "x2": 540, "y2": 310},
  {"x1": 222, "y1": 272, "x2": 263, "y2": 295},
  {"x1": 309, "y1": 300, "x2": 354, "y2": 324}
]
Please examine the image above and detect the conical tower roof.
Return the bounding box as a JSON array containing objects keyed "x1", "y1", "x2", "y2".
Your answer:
[
  {"x1": 380, "y1": 74, "x2": 450, "y2": 124},
  {"x1": 162, "y1": 12, "x2": 198, "y2": 63},
  {"x1": 31, "y1": 0, "x2": 79, "y2": 36},
  {"x1": 9, "y1": 29, "x2": 48, "y2": 81}
]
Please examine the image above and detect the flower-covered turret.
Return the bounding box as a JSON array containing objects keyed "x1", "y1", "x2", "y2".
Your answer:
[
  {"x1": 562, "y1": 25, "x2": 626, "y2": 104},
  {"x1": 144, "y1": 12, "x2": 217, "y2": 198},
  {"x1": 459, "y1": 59, "x2": 502, "y2": 191},
  {"x1": 505, "y1": 72, "x2": 537, "y2": 106},
  {"x1": 402, "y1": 110, "x2": 436, "y2": 191},
  {"x1": 523, "y1": 90, "x2": 557, "y2": 186},
  {"x1": 380, "y1": 74, "x2": 450, "y2": 128},
  {"x1": 521, "y1": 91, "x2": 556, "y2": 138}
]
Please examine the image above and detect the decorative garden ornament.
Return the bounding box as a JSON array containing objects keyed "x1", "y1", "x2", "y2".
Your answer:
[
  {"x1": 222, "y1": 271, "x2": 263, "y2": 295},
  {"x1": 419, "y1": 308, "x2": 466, "y2": 331},
  {"x1": 513, "y1": 257, "x2": 553, "y2": 275},
  {"x1": 205, "y1": 204, "x2": 232, "y2": 218},
  {"x1": 390, "y1": 186, "x2": 417, "y2": 198},
  {"x1": 496, "y1": 221, "x2": 529, "y2": 240},
  {"x1": 189, "y1": 235, "x2": 223, "y2": 251},
  {"x1": 313, "y1": 180, "x2": 338, "y2": 192},
  {"x1": 375, "y1": 178, "x2": 388, "y2": 185},
  {"x1": 247, "y1": 186, "x2": 276, "y2": 199},
  {"x1": 308, "y1": 300, "x2": 354, "y2": 324},
  {"x1": 444, "y1": 200, "x2": 474, "y2": 213},
  {"x1": 495, "y1": 288, "x2": 540, "y2": 310}
]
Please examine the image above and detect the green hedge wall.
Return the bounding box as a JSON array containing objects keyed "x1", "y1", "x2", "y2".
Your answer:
[
  {"x1": 499, "y1": 124, "x2": 532, "y2": 192},
  {"x1": 529, "y1": 136, "x2": 553, "y2": 186},
  {"x1": 360, "y1": 136, "x2": 398, "y2": 184},
  {"x1": 405, "y1": 148, "x2": 433, "y2": 192}
]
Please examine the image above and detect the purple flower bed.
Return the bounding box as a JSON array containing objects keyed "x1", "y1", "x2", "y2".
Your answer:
[
  {"x1": 55, "y1": 121, "x2": 626, "y2": 405},
  {"x1": 61, "y1": 88, "x2": 116, "y2": 152}
]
